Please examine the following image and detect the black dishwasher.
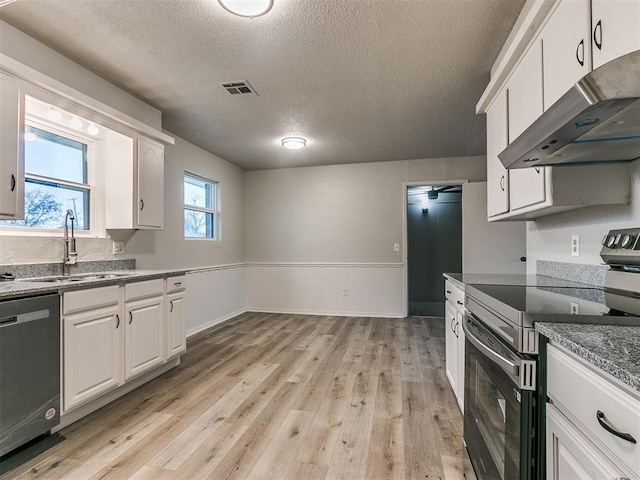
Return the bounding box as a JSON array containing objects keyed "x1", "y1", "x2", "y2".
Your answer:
[{"x1": 0, "y1": 294, "x2": 60, "y2": 457}]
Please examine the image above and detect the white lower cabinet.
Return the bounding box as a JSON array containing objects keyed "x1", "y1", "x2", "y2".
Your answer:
[
  {"x1": 62, "y1": 277, "x2": 186, "y2": 413},
  {"x1": 444, "y1": 280, "x2": 465, "y2": 412},
  {"x1": 547, "y1": 404, "x2": 626, "y2": 480},
  {"x1": 124, "y1": 279, "x2": 164, "y2": 380},
  {"x1": 62, "y1": 286, "x2": 123, "y2": 411},
  {"x1": 546, "y1": 344, "x2": 639, "y2": 479}
]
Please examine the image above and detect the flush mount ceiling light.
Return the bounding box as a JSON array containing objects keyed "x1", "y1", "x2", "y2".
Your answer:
[
  {"x1": 281, "y1": 137, "x2": 306, "y2": 149},
  {"x1": 218, "y1": 0, "x2": 273, "y2": 17},
  {"x1": 69, "y1": 116, "x2": 82, "y2": 129}
]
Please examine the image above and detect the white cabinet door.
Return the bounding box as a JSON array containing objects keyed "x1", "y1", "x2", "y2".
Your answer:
[
  {"x1": 125, "y1": 296, "x2": 164, "y2": 380},
  {"x1": 486, "y1": 91, "x2": 509, "y2": 217},
  {"x1": 455, "y1": 311, "x2": 465, "y2": 413},
  {"x1": 507, "y1": 40, "x2": 547, "y2": 211},
  {"x1": 166, "y1": 292, "x2": 186, "y2": 360},
  {"x1": 136, "y1": 138, "x2": 164, "y2": 229},
  {"x1": 546, "y1": 404, "x2": 627, "y2": 480},
  {"x1": 541, "y1": 0, "x2": 592, "y2": 109},
  {"x1": 445, "y1": 301, "x2": 458, "y2": 395},
  {"x1": 591, "y1": 0, "x2": 640, "y2": 69},
  {"x1": 0, "y1": 72, "x2": 24, "y2": 219},
  {"x1": 63, "y1": 305, "x2": 123, "y2": 411}
]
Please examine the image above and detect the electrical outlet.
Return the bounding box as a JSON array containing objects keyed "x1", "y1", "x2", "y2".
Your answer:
[
  {"x1": 570, "y1": 302, "x2": 579, "y2": 315},
  {"x1": 393, "y1": 243, "x2": 400, "y2": 252},
  {"x1": 342, "y1": 288, "x2": 348, "y2": 296},
  {"x1": 571, "y1": 235, "x2": 580, "y2": 257},
  {"x1": 112, "y1": 242, "x2": 125, "y2": 255}
]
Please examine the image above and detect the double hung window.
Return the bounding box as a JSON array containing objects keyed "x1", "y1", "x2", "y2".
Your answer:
[
  {"x1": 1, "y1": 123, "x2": 92, "y2": 231},
  {"x1": 183, "y1": 172, "x2": 218, "y2": 239}
]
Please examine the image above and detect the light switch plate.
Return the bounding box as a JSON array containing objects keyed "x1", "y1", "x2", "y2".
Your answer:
[
  {"x1": 393, "y1": 243, "x2": 400, "y2": 252},
  {"x1": 571, "y1": 235, "x2": 580, "y2": 257}
]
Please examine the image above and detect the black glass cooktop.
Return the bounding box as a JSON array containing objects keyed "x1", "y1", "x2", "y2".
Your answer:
[{"x1": 468, "y1": 284, "x2": 640, "y2": 323}]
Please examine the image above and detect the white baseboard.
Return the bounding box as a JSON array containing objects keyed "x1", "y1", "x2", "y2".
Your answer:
[
  {"x1": 186, "y1": 307, "x2": 247, "y2": 336},
  {"x1": 247, "y1": 308, "x2": 405, "y2": 318}
]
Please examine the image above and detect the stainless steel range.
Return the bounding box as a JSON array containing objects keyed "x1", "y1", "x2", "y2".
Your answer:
[{"x1": 462, "y1": 227, "x2": 640, "y2": 480}]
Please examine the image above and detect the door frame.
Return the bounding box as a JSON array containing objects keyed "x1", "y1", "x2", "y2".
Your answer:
[{"x1": 402, "y1": 179, "x2": 468, "y2": 317}]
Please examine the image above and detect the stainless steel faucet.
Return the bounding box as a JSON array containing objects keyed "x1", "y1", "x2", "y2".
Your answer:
[{"x1": 63, "y1": 209, "x2": 78, "y2": 274}]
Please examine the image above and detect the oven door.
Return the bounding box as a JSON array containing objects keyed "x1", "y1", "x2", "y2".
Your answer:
[{"x1": 462, "y1": 314, "x2": 536, "y2": 480}]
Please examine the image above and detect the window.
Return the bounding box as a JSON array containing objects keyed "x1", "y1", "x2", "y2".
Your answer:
[
  {"x1": 1, "y1": 124, "x2": 92, "y2": 231},
  {"x1": 184, "y1": 172, "x2": 218, "y2": 239}
]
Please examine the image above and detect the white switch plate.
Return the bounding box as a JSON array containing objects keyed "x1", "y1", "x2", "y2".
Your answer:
[
  {"x1": 571, "y1": 235, "x2": 580, "y2": 257},
  {"x1": 342, "y1": 288, "x2": 348, "y2": 296},
  {"x1": 570, "y1": 302, "x2": 579, "y2": 315},
  {"x1": 393, "y1": 243, "x2": 400, "y2": 252},
  {"x1": 113, "y1": 242, "x2": 125, "y2": 254}
]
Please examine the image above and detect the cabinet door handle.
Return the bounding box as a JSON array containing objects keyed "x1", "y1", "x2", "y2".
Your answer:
[
  {"x1": 169, "y1": 300, "x2": 174, "y2": 312},
  {"x1": 140, "y1": 199, "x2": 145, "y2": 211},
  {"x1": 457, "y1": 300, "x2": 463, "y2": 306},
  {"x1": 596, "y1": 410, "x2": 637, "y2": 444},
  {"x1": 174, "y1": 282, "x2": 182, "y2": 287},
  {"x1": 10, "y1": 174, "x2": 16, "y2": 192},
  {"x1": 520, "y1": 256, "x2": 527, "y2": 262},
  {"x1": 446, "y1": 290, "x2": 452, "y2": 294},
  {"x1": 115, "y1": 314, "x2": 120, "y2": 329},
  {"x1": 534, "y1": 167, "x2": 541, "y2": 174},
  {"x1": 129, "y1": 311, "x2": 133, "y2": 324},
  {"x1": 593, "y1": 20, "x2": 602, "y2": 50},
  {"x1": 450, "y1": 317, "x2": 456, "y2": 334},
  {"x1": 576, "y1": 39, "x2": 584, "y2": 66},
  {"x1": 499, "y1": 175, "x2": 505, "y2": 191}
]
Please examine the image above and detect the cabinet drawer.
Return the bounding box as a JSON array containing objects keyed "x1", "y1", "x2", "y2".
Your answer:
[
  {"x1": 125, "y1": 279, "x2": 164, "y2": 302},
  {"x1": 166, "y1": 275, "x2": 186, "y2": 294},
  {"x1": 547, "y1": 345, "x2": 640, "y2": 473},
  {"x1": 63, "y1": 285, "x2": 120, "y2": 315},
  {"x1": 445, "y1": 280, "x2": 465, "y2": 311}
]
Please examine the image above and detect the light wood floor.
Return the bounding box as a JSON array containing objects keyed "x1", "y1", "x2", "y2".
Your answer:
[{"x1": 5, "y1": 313, "x2": 464, "y2": 480}]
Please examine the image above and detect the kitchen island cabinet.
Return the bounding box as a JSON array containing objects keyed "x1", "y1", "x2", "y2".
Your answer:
[{"x1": 444, "y1": 279, "x2": 465, "y2": 412}]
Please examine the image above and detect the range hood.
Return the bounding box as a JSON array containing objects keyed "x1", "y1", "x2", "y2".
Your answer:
[{"x1": 499, "y1": 50, "x2": 640, "y2": 169}]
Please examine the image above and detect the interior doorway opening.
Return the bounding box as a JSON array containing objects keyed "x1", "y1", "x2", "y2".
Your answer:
[{"x1": 406, "y1": 184, "x2": 462, "y2": 317}]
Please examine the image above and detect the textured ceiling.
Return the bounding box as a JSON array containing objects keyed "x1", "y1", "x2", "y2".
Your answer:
[{"x1": 0, "y1": 0, "x2": 525, "y2": 170}]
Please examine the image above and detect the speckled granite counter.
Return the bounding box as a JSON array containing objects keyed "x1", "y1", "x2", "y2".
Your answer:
[
  {"x1": 536, "y1": 322, "x2": 640, "y2": 394},
  {"x1": 0, "y1": 269, "x2": 189, "y2": 300}
]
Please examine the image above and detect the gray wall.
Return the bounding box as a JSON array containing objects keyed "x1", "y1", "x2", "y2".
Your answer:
[
  {"x1": 407, "y1": 191, "x2": 462, "y2": 305},
  {"x1": 526, "y1": 159, "x2": 640, "y2": 273},
  {"x1": 245, "y1": 156, "x2": 486, "y2": 263},
  {"x1": 127, "y1": 134, "x2": 245, "y2": 269}
]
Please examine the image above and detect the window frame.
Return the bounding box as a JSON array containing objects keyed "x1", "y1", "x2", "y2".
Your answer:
[
  {"x1": 183, "y1": 171, "x2": 219, "y2": 241},
  {"x1": 0, "y1": 116, "x2": 98, "y2": 237}
]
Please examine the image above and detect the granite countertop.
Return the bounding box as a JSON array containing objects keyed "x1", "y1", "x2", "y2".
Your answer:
[
  {"x1": 536, "y1": 322, "x2": 640, "y2": 395},
  {"x1": 0, "y1": 269, "x2": 188, "y2": 300}
]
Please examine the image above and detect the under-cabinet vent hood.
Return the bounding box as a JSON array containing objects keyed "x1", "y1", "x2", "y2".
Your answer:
[{"x1": 499, "y1": 50, "x2": 640, "y2": 169}]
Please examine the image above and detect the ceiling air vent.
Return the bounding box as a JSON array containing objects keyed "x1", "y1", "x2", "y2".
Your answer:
[{"x1": 220, "y1": 80, "x2": 258, "y2": 96}]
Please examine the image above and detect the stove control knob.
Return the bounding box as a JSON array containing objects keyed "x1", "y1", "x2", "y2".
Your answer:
[
  {"x1": 620, "y1": 234, "x2": 635, "y2": 249},
  {"x1": 605, "y1": 234, "x2": 617, "y2": 248}
]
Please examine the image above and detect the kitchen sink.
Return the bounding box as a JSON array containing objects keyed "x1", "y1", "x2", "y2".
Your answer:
[{"x1": 21, "y1": 272, "x2": 136, "y2": 283}]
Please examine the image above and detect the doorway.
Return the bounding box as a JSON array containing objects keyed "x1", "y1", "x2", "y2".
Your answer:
[{"x1": 406, "y1": 184, "x2": 462, "y2": 317}]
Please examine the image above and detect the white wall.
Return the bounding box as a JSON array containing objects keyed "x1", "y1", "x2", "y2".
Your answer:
[
  {"x1": 526, "y1": 160, "x2": 640, "y2": 273},
  {"x1": 245, "y1": 156, "x2": 486, "y2": 316}
]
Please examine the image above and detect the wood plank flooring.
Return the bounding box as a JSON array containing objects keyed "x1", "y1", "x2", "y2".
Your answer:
[{"x1": 3, "y1": 313, "x2": 464, "y2": 480}]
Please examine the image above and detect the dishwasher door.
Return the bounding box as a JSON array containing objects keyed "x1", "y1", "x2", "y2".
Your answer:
[{"x1": 0, "y1": 294, "x2": 60, "y2": 457}]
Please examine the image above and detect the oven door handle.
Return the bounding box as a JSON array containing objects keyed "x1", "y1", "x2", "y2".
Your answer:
[{"x1": 463, "y1": 316, "x2": 519, "y2": 376}]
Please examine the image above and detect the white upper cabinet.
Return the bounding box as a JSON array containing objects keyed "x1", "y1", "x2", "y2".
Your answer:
[
  {"x1": 136, "y1": 138, "x2": 164, "y2": 229},
  {"x1": 541, "y1": 0, "x2": 592, "y2": 109},
  {"x1": 0, "y1": 72, "x2": 24, "y2": 219},
  {"x1": 591, "y1": 0, "x2": 640, "y2": 69},
  {"x1": 105, "y1": 134, "x2": 164, "y2": 230},
  {"x1": 486, "y1": 91, "x2": 509, "y2": 217},
  {"x1": 507, "y1": 40, "x2": 547, "y2": 211}
]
